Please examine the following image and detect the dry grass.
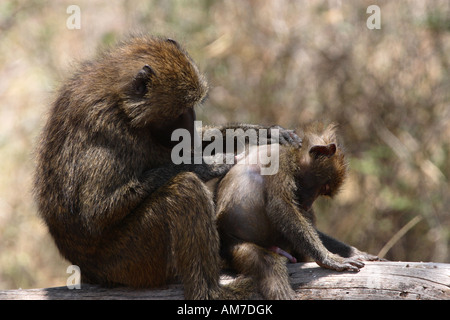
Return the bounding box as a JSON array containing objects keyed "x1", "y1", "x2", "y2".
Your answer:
[{"x1": 0, "y1": 0, "x2": 448, "y2": 289}]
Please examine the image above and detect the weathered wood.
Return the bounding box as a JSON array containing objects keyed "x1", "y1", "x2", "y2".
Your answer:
[
  {"x1": 1, "y1": 261, "x2": 448, "y2": 300},
  {"x1": 288, "y1": 261, "x2": 449, "y2": 300}
]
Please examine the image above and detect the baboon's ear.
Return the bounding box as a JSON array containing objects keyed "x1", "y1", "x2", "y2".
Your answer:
[
  {"x1": 133, "y1": 65, "x2": 155, "y2": 95},
  {"x1": 309, "y1": 143, "x2": 336, "y2": 158}
]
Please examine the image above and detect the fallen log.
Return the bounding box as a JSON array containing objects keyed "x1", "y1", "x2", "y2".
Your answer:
[{"x1": 1, "y1": 261, "x2": 448, "y2": 300}]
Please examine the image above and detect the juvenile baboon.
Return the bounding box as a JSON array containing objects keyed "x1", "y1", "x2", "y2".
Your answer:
[
  {"x1": 216, "y1": 123, "x2": 380, "y2": 299},
  {"x1": 34, "y1": 35, "x2": 300, "y2": 299}
]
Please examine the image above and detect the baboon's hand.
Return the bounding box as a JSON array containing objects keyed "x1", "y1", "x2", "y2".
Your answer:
[
  {"x1": 316, "y1": 253, "x2": 365, "y2": 272},
  {"x1": 268, "y1": 125, "x2": 302, "y2": 148}
]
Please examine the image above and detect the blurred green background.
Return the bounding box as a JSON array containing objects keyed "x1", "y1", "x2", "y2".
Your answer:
[{"x1": 0, "y1": 0, "x2": 449, "y2": 290}]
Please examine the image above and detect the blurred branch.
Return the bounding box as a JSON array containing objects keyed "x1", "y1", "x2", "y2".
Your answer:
[
  {"x1": 374, "y1": 120, "x2": 410, "y2": 161},
  {"x1": 374, "y1": 120, "x2": 446, "y2": 186},
  {"x1": 378, "y1": 215, "x2": 423, "y2": 259}
]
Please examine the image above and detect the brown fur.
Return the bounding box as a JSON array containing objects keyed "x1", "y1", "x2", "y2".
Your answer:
[
  {"x1": 216, "y1": 123, "x2": 380, "y2": 299},
  {"x1": 34, "y1": 35, "x2": 279, "y2": 299}
]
